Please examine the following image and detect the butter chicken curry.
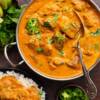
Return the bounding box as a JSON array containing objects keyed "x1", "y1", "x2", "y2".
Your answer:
[{"x1": 18, "y1": 0, "x2": 100, "y2": 78}]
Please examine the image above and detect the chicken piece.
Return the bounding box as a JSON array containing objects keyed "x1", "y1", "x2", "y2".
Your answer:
[
  {"x1": 83, "y1": 11, "x2": 100, "y2": 28},
  {"x1": 45, "y1": 2, "x2": 60, "y2": 12},
  {"x1": 48, "y1": 55, "x2": 79, "y2": 69},
  {"x1": 29, "y1": 35, "x2": 40, "y2": 48},
  {"x1": 54, "y1": 41, "x2": 64, "y2": 50},
  {"x1": 65, "y1": 56, "x2": 79, "y2": 69},
  {"x1": 58, "y1": 15, "x2": 80, "y2": 39},
  {"x1": 37, "y1": 2, "x2": 60, "y2": 27},
  {"x1": 38, "y1": 33, "x2": 53, "y2": 56},
  {"x1": 51, "y1": 57, "x2": 65, "y2": 65},
  {"x1": 29, "y1": 33, "x2": 53, "y2": 56},
  {"x1": 71, "y1": 0, "x2": 87, "y2": 11},
  {"x1": 48, "y1": 57, "x2": 65, "y2": 69},
  {"x1": 40, "y1": 43, "x2": 52, "y2": 56},
  {"x1": 33, "y1": 13, "x2": 45, "y2": 25},
  {"x1": 52, "y1": 31, "x2": 66, "y2": 50}
]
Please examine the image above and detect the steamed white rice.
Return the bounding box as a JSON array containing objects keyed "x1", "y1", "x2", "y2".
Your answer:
[{"x1": 0, "y1": 71, "x2": 45, "y2": 100}]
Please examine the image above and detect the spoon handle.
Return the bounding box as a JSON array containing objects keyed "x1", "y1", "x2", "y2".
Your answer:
[{"x1": 77, "y1": 42, "x2": 97, "y2": 100}]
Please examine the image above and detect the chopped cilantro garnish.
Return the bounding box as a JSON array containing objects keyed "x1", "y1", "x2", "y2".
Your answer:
[
  {"x1": 0, "y1": 3, "x2": 25, "y2": 48},
  {"x1": 53, "y1": 14, "x2": 59, "y2": 22},
  {"x1": 59, "y1": 87, "x2": 89, "y2": 100},
  {"x1": 91, "y1": 29, "x2": 100, "y2": 36},
  {"x1": 36, "y1": 47, "x2": 44, "y2": 53},
  {"x1": 43, "y1": 21, "x2": 52, "y2": 29},
  {"x1": 94, "y1": 43, "x2": 100, "y2": 52},
  {"x1": 59, "y1": 50, "x2": 64, "y2": 56},
  {"x1": 47, "y1": 37, "x2": 53, "y2": 44},
  {"x1": 26, "y1": 18, "x2": 41, "y2": 35},
  {"x1": 55, "y1": 31, "x2": 66, "y2": 43}
]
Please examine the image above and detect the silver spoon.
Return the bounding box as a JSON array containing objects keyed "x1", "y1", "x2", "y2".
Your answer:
[
  {"x1": 73, "y1": 10, "x2": 85, "y2": 42},
  {"x1": 77, "y1": 42, "x2": 97, "y2": 100},
  {"x1": 74, "y1": 10, "x2": 97, "y2": 99}
]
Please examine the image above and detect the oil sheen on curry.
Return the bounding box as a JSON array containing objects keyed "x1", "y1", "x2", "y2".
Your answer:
[{"x1": 18, "y1": 0, "x2": 100, "y2": 78}]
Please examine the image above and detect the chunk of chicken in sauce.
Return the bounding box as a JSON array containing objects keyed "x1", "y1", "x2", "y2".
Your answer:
[
  {"x1": 71, "y1": 0, "x2": 90, "y2": 12},
  {"x1": 48, "y1": 55, "x2": 79, "y2": 69},
  {"x1": 57, "y1": 15, "x2": 80, "y2": 39},
  {"x1": 82, "y1": 10, "x2": 100, "y2": 29},
  {"x1": 29, "y1": 33, "x2": 53, "y2": 56}
]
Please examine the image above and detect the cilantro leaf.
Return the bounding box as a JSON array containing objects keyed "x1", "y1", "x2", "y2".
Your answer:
[
  {"x1": 91, "y1": 29, "x2": 100, "y2": 36},
  {"x1": 26, "y1": 18, "x2": 41, "y2": 34}
]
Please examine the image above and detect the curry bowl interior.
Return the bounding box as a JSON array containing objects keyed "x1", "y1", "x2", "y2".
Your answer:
[{"x1": 16, "y1": 0, "x2": 100, "y2": 81}]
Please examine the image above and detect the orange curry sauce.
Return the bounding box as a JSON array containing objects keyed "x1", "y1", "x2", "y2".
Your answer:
[{"x1": 18, "y1": 0, "x2": 100, "y2": 79}]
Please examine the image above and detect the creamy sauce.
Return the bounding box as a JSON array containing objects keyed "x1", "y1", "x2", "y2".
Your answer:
[{"x1": 18, "y1": 0, "x2": 100, "y2": 79}]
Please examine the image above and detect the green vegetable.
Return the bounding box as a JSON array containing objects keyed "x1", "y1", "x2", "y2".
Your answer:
[
  {"x1": 36, "y1": 47, "x2": 44, "y2": 53},
  {"x1": 59, "y1": 50, "x2": 64, "y2": 56},
  {"x1": 43, "y1": 21, "x2": 52, "y2": 29},
  {"x1": 91, "y1": 29, "x2": 100, "y2": 36},
  {"x1": 53, "y1": 14, "x2": 59, "y2": 22},
  {"x1": 53, "y1": 31, "x2": 66, "y2": 50},
  {"x1": 93, "y1": 43, "x2": 100, "y2": 52},
  {"x1": 0, "y1": 31, "x2": 9, "y2": 46},
  {"x1": 55, "y1": 31, "x2": 66, "y2": 43},
  {"x1": 26, "y1": 18, "x2": 41, "y2": 34},
  {"x1": 47, "y1": 37, "x2": 53, "y2": 44},
  {"x1": 0, "y1": 6, "x2": 3, "y2": 17},
  {"x1": 7, "y1": 5, "x2": 25, "y2": 23},
  {"x1": 0, "y1": 0, "x2": 12, "y2": 9},
  {"x1": 43, "y1": 14, "x2": 59, "y2": 29},
  {"x1": 58, "y1": 87, "x2": 89, "y2": 100},
  {"x1": 0, "y1": 15, "x2": 16, "y2": 47},
  {"x1": 61, "y1": 91, "x2": 71, "y2": 99},
  {"x1": 0, "y1": 2, "x2": 25, "y2": 48}
]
